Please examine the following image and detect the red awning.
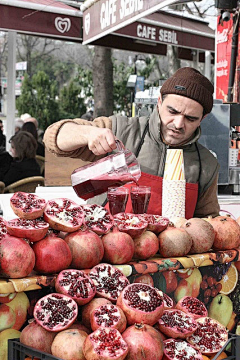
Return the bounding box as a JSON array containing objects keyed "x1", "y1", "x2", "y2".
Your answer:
[{"x1": 0, "y1": 0, "x2": 83, "y2": 42}]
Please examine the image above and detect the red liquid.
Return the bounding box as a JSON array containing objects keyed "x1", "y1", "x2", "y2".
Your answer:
[
  {"x1": 108, "y1": 192, "x2": 129, "y2": 215},
  {"x1": 131, "y1": 190, "x2": 151, "y2": 214},
  {"x1": 73, "y1": 177, "x2": 135, "y2": 200}
]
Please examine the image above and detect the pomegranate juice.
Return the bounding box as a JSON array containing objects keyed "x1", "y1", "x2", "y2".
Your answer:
[
  {"x1": 73, "y1": 176, "x2": 134, "y2": 200},
  {"x1": 131, "y1": 187, "x2": 151, "y2": 214},
  {"x1": 107, "y1": 188, "x2": 129, "y2": 215}
]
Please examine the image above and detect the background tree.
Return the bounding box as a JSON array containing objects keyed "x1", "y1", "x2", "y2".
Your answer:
[
  {"x1": 16, "y1": 71, "x2": 59, "y2": 130},
  {"x1": 59, "y1": 80, "x2": 86, "y2": 119}
]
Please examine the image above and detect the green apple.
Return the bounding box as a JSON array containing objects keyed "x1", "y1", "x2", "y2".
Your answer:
[{"x1": 208, "y1": 294, "x2": 233, "y2": 327}]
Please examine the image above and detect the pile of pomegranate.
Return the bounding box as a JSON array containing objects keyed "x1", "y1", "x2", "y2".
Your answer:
[
  {"x1": 1, "y1": 191, "x2": 240, "y2": 280},
  {"x1": 0, "y1": 191, "x2": 239, "y2": 359}
]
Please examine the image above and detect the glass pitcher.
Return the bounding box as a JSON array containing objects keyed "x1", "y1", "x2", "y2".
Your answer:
[{"x1": 71, "y1": 141, "x2": 141, "y2": 200}]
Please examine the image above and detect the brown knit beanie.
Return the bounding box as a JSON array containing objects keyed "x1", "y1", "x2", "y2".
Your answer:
[{"x1": 160, "y1": 67, "x2": 214, "y2": 115}]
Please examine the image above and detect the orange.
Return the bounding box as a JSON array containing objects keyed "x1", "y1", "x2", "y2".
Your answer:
[
  {"x1": 202, "y1": 356, "x2": 210, "y2": 360},
  {"x1": 210, "y1": 351, "x2": 228, "y2": 359},
  {"x1": 219, "y1": 264, "x2": 238, "y2": 295}
]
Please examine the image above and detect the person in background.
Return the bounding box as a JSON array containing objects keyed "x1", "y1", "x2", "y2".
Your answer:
[
  {"x1": 0, "y1": 120, "x2": 6, "y2": 149},
  {"x1": 15, "y1": 118, "x2": 24, "y2": 133},
  {"x1": 81, "y1": 110, "x2": 94, "y2": 121},
  {"x1": 21, "y1": 121, "x2": 45, "y2": 157},
  {"x1": 1, "y1": 131, "x2": 40, "y2": 187},
  {"x1": 22, "y1": 116, "x2": 45, "y2": 143},
  {"x1": 43, "y1": 67, "x2": 220, "y2": 218}
]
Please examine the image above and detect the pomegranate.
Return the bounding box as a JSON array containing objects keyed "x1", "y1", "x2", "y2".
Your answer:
[
  {"x1": 114, "y1": 213, "x2": 148, "y2": 238},
  {"x1": 169, "y1": 216, "x2": 187, "y2": 228},
  {"x1": 0, "y1": 216, "x2": 7, "y2": 239},
  {"x1": 81, "y1": 297, "x2": 112, "y2": 330},
  {"x1": 32, "y1": 234, "x2": 72, "y2": 274},
  {"x1": 20, "y1": 319, "x2": 56, "y2": 354},
  {"x1": 176, "y1": 296, "x2": 208, "y2": 319},
  {"x1": 206, "y1": 216, "x2": 240, "y2": 250},
  {"x1": 10, "y1": 192, "x2": 46, "y2": 219},
  {"x1": 144, "y1": 214, "x2": 169, "y2": 234},
  {"x1": 102, "y1": 227, "x2": 134, "y2": 264},
  {"x1": 90, "y1": 304, "x2": 127, "y2": 333},
  {"x1": 117, "y1": 283, "x2": 164, "y2": 326},
  {"x1": 133, "y1": 230, "x2": 159, "y2": 260},
  {"x1": 122, "y1": 323, "x2": 164, "y2": 360},
  {"x1": 43, "y1": 198, "x2": 84, "y2": 232},
  {"x1": 51, "y1": 328, "x2": 88, "y2": 360},
  {"x1": 187, "y1": 317, "x2": 228, "y2": 355},
  {"x1": 158, "y1": 291, "x2": 175, "y2": 310},
  {"x1": 68, "y1": 321, "x2": 91, "y2": 334},
  {"x1": 0, "y1": 235, "x2": 35, "y2": 278},
  {"x1": 158, "y1": 309, "x2": 198, "y2": 339},
  {"x1": 6, "y1": 218, "x2": 49, "y2": 242},
  {"x1": 89, "y1": 263, "x2": 130, "y2": 302},
  {"x1": 82, "y1": 204, "x2": 114, "y2": 235},
  {"x1": 55, "y1": 269, "x2": 96, "y2": 305},
  {"x1": 64, "y1": 228, "x2": 104, "y2": 269},
  {"x1": 158, "y1": 227, "x2": 192, "y2": 257},
  {"x1": 83, "y1": 327, "x2": 129, "y2": 360},
  {"x1": 163, "y1": 338, "x2": 203, "y2": 360},
  {"x1": 33, "y1": 293, "x2": 78, "y2": 332},
  {"x1": 181, "y1": 218, "x2": 215, "y2": 253}
]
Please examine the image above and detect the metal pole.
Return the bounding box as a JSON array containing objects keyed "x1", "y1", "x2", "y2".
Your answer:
[
  {"x1": 6, "y1": 31, "x2": 16, "y2": 152},
  {"x1": 204, "y1": 50, "x2": 211, "y2": 81}
]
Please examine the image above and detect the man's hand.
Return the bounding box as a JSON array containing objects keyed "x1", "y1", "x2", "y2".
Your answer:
[{"x1": 87, "y1": 127, "x2": 117, "y2": 155}]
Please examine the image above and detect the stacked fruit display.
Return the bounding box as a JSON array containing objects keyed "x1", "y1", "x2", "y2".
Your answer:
[{"x1": 1, "y1": 191, "x2": 240, "y2": 359}]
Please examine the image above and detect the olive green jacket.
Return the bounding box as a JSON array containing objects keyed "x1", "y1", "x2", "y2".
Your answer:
[{"x1": 44, "y1": 107, "x2": 220, "y2": 218}]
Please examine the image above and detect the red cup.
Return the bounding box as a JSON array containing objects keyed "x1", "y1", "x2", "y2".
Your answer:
[
  {"x1": 107, "y1": 187, "x2": 129, "y2": 215},
  {"x1": 130, "y1": 186, "x2": 151, "y2": 214}
]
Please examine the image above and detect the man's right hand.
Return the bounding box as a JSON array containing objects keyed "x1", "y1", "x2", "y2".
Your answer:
[{"x1": 87, "y1": 127, "x2": 117, "y2": 155}]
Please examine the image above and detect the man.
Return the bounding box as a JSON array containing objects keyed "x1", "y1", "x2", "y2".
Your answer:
[{"x1": 44, "y1": 67, "x2": 220, "y2": 218}]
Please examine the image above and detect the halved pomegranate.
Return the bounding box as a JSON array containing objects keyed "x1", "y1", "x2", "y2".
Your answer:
[
  {"x1": 114, "y1": 213, "x2": 148, "y2": 238},
  {"x1": 89, "y1": 263, "x2": 130, "y2": 302},
  {"x1": 33, "y1": 293, "x2": 78, "y2": 332},
  {"x1": 82, "y1": 204, "x2": 114, "y2": 235},
  {"x1": 83, "y1": 327, "x2": 129, "y2": 360},
  {"x1": 163, "y1": 338, "x2": 203, "y2": 360},
  {"x1": 176, "y1": 296, "x2": 208, "y2": 320},
  {"x1": 187, "y1": 317, "x2": 228, "y2": 355},
  {"x1": 6, "y1": 218, "x2": 49, "y2": 242},
  {"x1": 117, "y1": 283, "x2": 164, "y2": 326},
  {"x1": 143, "y1": 214, "x2": 169, "y2": 234},
  {"x1": 43, "y1": 198, "x2": 84, "y2": 232},
  {"x1": 10, "y1": 192, "x2": 46, "y2": 220},
  {"x1": 0, "y1": 216, "x2": 7, "y2": 239},
  {"x1": 90, "y1": 304, "x2": 127, "y2": 333},
  {"x1": 55, "y1": 269, "x2": 96, "y2": 305},
  {"x1": 158, "y1": 309, "x2": 198, "y2": 339},
  {"x1": 157, "y1": 290, "x2": 175, "y2": 310}
]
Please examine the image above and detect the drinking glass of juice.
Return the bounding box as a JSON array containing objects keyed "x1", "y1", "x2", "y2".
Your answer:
[
  {"x1": 130, "y1": 186, "x2": 151, "y2": 214},
  {"x1": 107, "y1": 187, "x2": 129, "y2": 215}
]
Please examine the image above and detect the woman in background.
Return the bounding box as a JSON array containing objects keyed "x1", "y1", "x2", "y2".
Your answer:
[
  {"x1": 21, "y1": 121, "x2": 45, "y2": 157},
  {"x1": 1, "y1": 131, "x2": 40, "y2": 186}
]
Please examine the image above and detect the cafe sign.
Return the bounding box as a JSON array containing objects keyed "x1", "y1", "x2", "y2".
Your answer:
[{"x1": 82, "y1": 0, "x2": 190, "y2": 45}]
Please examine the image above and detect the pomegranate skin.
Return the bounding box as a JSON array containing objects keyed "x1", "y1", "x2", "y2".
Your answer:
[
  {"x1": 207, "y1": 216, "x2": 240, "y2": 250},
  {"x1": 181, "y1": 218, "x2": 215, "y2": 254},
  {"x1": 117, "y1": 283, "x2": 164, "y2": 326},
  {"x1": 158, "y1": 227, "x2": 192, "y2": 257},
  {"x1": 122, "y1": 323, "x2": 164, "y2": 360},
  {"x1": 90, "y1": 304, "x2": 127, "y2": 333},
  {"x1": 0, "y1": 235, "x2": 35, "y2": 278},
  {"x1": 51, "y1": 329, "x2": 88, "y2": 360},
  {"x1": 32, "y1": 235, "x2": 72, "y2": 274},
  {"x1": 176, "y1": 296, "x2": 208, "y2": 319},
  {"x1": 133, "y1": 230, "x2": 159, "y2": 260},
  {"x1": 102, "y1": 227, "x2": 134, "y2": 264},
  {"x1": 65, "y1": 229, "x2": 104, "y2": 269},
  {"x1": 20, "y1": 320, "x2": 56, "y2": 354}
]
